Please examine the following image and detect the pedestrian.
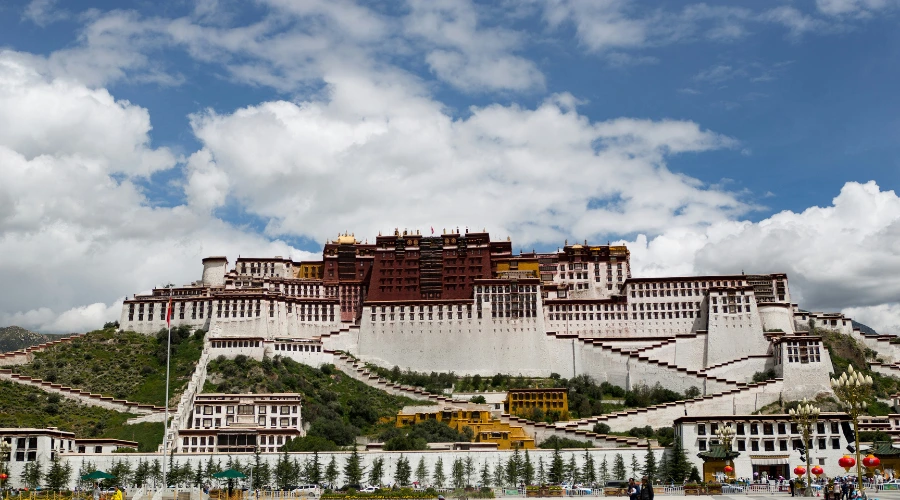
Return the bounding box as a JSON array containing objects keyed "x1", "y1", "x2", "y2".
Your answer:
[
  {"x1": 628, "y1": 478, "x2": 640, "y2": 500},
  {"x1": 93, "y1": 483, "x2": 101, "y2": 500},
  {"x1": 639, "y1": 477, "x2": 654, "y2": 500},
  {"x1": 111, "y1": 486, "x2": 123, "y2": 500},
  {"x1": 790, "y1": 478, "x2": 796, "y2": 497}
]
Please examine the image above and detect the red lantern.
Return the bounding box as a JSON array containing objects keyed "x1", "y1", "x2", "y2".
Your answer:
[
  {"x1": 811, "y1": 466, "x2": 824, "y2": 477},
  {"x1": 794, "y1": 466, "x2": 807, "y2": 477},
  {"x1": 724, "y1": 465, "x2": 734, "y2": 474},
  {"x1": 863, "y1": 455, "x2": 881, "y2": 469},
  {"x1": 0, "y1": 473, "x2": 7, "y2": 480},
  {"x1": 839, "y1": 455, "x2": 856, "y2": 472}
]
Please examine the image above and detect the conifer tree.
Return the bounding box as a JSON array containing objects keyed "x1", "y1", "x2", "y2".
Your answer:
[
  {"x1": 464, "y1": 456, "x2": 475, "y2": 487},
  {"x1": 325, "y1": 456, "x2": 339, "y2": 488},
  {"x1": 151, "y1": 459, "x2": 162, "y2": 488},
  {"x1": 394, "y1": 456, "x2": 411, "y2": 486},
  {"x1": 492, "y1": 458, "x2": 505, "y2": 488},
  {"x1": 688, "y1": 466, "x2": 701, "y2": 483},
  {"x1": 612, "y1": 454, "x2": 626, "y2": 481},
  {"x1": 667, "y1": 437, "x2": 691, "y2": 483},
  {"x1": 452, "y1": 458, "x2": 466, "y2": 489},
  {"x1": 537, "y1": 457, "x2": 546, "y2": 485},
  {"x1": 275, "y1": 451, "x2": 294, "y2": 490},
  {"x1": 433, "y1": 457, "x2": 446, "y2": 488},
  {"x1": 506, "y1": 448, "x2": 522, "y2": 487},
  {"x1": 630, "y1": 455, "x2": 641, "y2": 479},
  {"x1": 368, "y1": 457, "x2": 384, "y2": 488},
  {"x1": 658, "y1": 452, "x2": 670, "y2": 484},
  {"x1": 44, "y1": 456, "x2": 71, "y2": 492},
  {"x1": 523, "y1": 450, "x2": 535, "y2": 486},
  {"x1": 343, "y1": 450, "x2": 364, "y2": 488},
  {"x1": 480, "y1": 461, "x2": 491, "y2": 487},
  {"x1": 599, "y1": 456, "x2": 610, "y2": 484},
  {"x1": 193, "y1": 461, "x2": 204, "y2": 487},
  {"x1": 548, "y1": 447, "x2": 564, "y2": 484},
  {"x1": 565, "y1": 455, "x2": 578, "y2": 484},
  {"x1": 415, "y1": 458, "x2": 429, "y2": 486},
  {"x1": 309, "y1": 452, "x2": 323, "y2": 485},
  {"x1": 582, "y1": 451, "x2": 596, "y2": 485},
  {"x1": 642, "y1": 447, "x2": 657, "y2": 483}
]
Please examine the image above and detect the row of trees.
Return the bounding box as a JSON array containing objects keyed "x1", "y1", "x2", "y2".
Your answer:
[{"x1": 8, "y1": 441, "x2": 700, "y2": 491}]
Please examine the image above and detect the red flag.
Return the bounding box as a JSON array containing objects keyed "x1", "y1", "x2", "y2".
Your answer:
[
  {"x1": 430, "y1": 226, "x2": 434, "y2": 235},
  {"x1": 166, "y1": 298, "x2": 173, "y2": 327}
]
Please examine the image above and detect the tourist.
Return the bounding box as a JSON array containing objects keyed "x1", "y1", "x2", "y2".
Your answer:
[
  {"x1": 639, "y1": 477, "x2": 653, "y2": 500},
  {"x1": 790, "y1": 478, "x2": 795, "y2": 497},
  {"x1": 111, "y1": 486, "x2": 123, "y2": 500},
  {"x1": 628, "y1": 478, "x2": 640, "y2": 500},
  {"x1": 93, "y1": 483, "x2": 101, "y2": 500}
]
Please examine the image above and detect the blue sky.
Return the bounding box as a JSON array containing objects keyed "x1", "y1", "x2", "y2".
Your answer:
[{"x1": 1, "y1": 0, "x2": 900, "y2": 333}]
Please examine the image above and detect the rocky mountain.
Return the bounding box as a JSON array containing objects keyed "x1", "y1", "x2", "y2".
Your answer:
[{"x1": 0, "y1": 326, "x2": 49, "y2": 352}]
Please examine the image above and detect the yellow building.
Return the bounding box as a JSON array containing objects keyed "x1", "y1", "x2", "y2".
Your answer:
[
  {"x1": 395, "y1": 404, "x2": 534, "y2": 450},
  {"x1": 506, "y1": 388, "x2": 569, "y2": 419}
]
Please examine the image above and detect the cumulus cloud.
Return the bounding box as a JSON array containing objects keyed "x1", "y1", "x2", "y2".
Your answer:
[
  {"x1": 0, "y1": 52, "x2": 313, "y2": 333},
  {"x1": 622, "y1": 181, "x2": 900, "y2": 333},
  {"x1": 187, "y1": 79, "x2": 744, "y2": 247}
]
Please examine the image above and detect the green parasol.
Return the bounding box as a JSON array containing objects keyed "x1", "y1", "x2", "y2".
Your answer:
[
  {"x1": 81, "y1": 471, "x2": 116, "y2": 480},
  {"x1": 212, "y1": 469, "x2": 246, "y2": 479}
]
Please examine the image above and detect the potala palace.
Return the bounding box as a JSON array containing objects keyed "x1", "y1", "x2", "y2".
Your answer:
[{"x1": 6, "y1": 229, "x2": 900, "y2": 488}]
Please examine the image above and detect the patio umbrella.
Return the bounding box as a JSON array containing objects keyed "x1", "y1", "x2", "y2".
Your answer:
[
  {"x1": 212, "y1": 470, "x2": 246, "y2": 479},
  {"x1": 81, "y1": 471, "x2": 116, "y2": 481},
  {"x1": 213, "y1": 469, "x2": 246, "y2": 497}
]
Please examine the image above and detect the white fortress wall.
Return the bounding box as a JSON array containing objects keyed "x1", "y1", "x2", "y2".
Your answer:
[
  {"x1": 757, "y1": 303, "x2": 795, "y2": 334},
  {"x1": 701, "y1": 356, "x2": 773, "y2": 382},
  {"x1": 704, "y1": 288, "x2": 770, "y2": 367},
  {"x1": 633, "y1": 333, "x2": 709, "y2": 372}
]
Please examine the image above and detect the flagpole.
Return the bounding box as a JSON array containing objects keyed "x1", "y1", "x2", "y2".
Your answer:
[{"x1": 162, "y1": 285, "x2": 173, "y2": 488}]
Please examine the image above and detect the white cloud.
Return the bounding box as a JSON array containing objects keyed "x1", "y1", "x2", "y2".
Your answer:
[
  {"x1": 0, "y1": 52, "x2": 313, "y2": 333},
  {"x1": 622, "y1": 181, "x2": 900, "y2": 334},
  {"x1": 22, "y1": 0, "x2": 70, "y2": 26},
  {"x1": 404, "y1": 0, "x2": 544, "y2": 92},
  {"x1": 816, "y1": 0, "x2": 900, "y2": 16}
]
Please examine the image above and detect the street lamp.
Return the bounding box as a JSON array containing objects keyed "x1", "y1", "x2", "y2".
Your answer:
[
  {"x1": 0, "y1": 440, "x2": 10, "y2": 491},
  {"x1": 715, "y1": 425, "x2": 736, "y2": 480},
  {"x1": 790, "y1": 399, "x2": 820, "y2": 497},
  {"x1": 831, "y1": 365, "x2": 873, "y2": 499}
]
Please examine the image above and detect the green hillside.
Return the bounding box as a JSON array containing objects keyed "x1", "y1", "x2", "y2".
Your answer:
[
  {"x1": 13, "y1": 326, "x2": 204, "y2": 406},
  {"x1": 0, "y1": 379, "x2": 163, "y2": 452},
  {"x1": 205, "y1": 355, "x2": 425, "y2": 448},
  {"x1": 0, "y1": 326, "x2": 50, "y2": 352}
]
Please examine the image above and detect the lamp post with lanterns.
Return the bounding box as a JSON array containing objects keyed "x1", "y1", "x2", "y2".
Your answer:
[
  {"x1": 0, "y1": 439, "x2": 10, "y2": 493},
  {"x1": 790, "y1": 399, "x2": 820, "y2": 497},
  {"x1": 831, "y1": 365, "x2": 873, "y2": 499},
  {"x1": 715, "y1": 425, "x2": 737, "y2": 480}
]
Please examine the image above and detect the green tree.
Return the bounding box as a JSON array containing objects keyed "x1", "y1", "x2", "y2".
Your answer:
[
  {"x1": 537, "y1": 457, "x2": 546, "y2": 485},
  {"x1": 548, "y1": 447, "x2": 564, "y2": 484},
  {"x1": 343, "y1": 450, "x2": 365, "y2": 488},
  {"x1": 565, "y1": 455, "x2": 579, "y2": 484},
  {"x1": 582, "y1": 451, "x2": 596, "y2": 485},
  {"x1": 150, "y1": 459, "x2": 162, "y2": 488},
  {"x1": 658, "y1": 452, "x2": 670, "y2": 484},
  {"x1": 523, "y1": 450, "x2": 535, "y2": 486},
  {"x1": 464, "y1": 456, "x2": 475, "y2": 487},
  {"x1": 452, "y1": 458, "x2": 465, "y2": 489},
  {"x1": 108, "y1": 459, "x2": 133, "y2": 487},
  {"x1": 44, "y1": 456, "x2": 71, "y2": 492},
  {"x1": 480, "y1": 461, "x2": 491, "y2": 487},
  {"x1": 642, "y1": 447, "x2": 657, "y2": 483},
  {"x1": 23, "y1": 460, "x2": 43, "y2": 489},
  {"x1": 308, "y1": 452, "x2": 323, "y2": 485},
  {"x1": 612, "y1": 454, "x2": 626, "y2": 481},
  {"x1": 433, "y1": 457, "x2": 446, "y2": 488},
  {"x1": 492, "y1": 458, "x2": 505, "y2": 488},
  {"x1": 394, "y1": 456, "x2": 411, "y2": 487},
  {"x1": 275, "y1": 451, "x2": 295, "y2": 490},
  {"x1": 630, "y1": 455, "x2": 640, "y2": 479},
  {"x1": 134, "y1": 460, "x2": 150, "y2": 487},
  {"x1": 325, "y1": 456, "x2": 339, "y2": 488},
  {"x1": 368, "y1": 457, "x2": 384, "y2": 487},
  {"x1": 599, "y1": 456, "x2": 610, "y2": 484},
  {"x1": 688, "y1": 466, "x2": 701, "y2": 483},
  {"x1": 251, "y1": 449, "x2": 271, "y2": 490},
  {"x1": 668, "y1": 438, "x2": 691, "y2": 483},
  {"x1": 415, "y1": 458, "x2": 428, "y2": 486},
  {"x1": 505, "y1": 448, "x2": 522, "y2": 487}
]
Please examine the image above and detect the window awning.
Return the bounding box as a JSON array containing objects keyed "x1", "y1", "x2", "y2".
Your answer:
[{"x1": 751, "y1": 457, "x2": 789, "y2": 465}]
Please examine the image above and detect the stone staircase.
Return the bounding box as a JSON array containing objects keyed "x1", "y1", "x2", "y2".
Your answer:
[
  {"x1": 159, "y1": 340, "x2": 212, "y2": 452},
  {"x1": 0, "y1": 333, "x2": 85, "y2": 366},
  {"x1": 559, "y1": 377, "x2": 785, "y2": 432},
  {"x1": 0, "y1": 368, "x2": 165, "y2": 415},
  {"x1": 328, "y1": 351, "x2": 647, "y2": 447}
]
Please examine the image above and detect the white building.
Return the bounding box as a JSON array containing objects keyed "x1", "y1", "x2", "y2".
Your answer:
[{"x1": 178, "y1": 393, "x2": 304, "y2": 454}]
